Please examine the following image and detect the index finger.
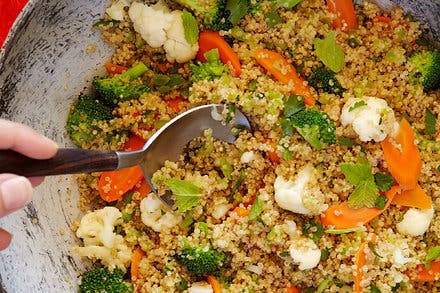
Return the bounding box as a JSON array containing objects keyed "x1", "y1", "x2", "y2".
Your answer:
[{"x1": 0, "y1": 119, "x2": 58, "y2": 159}]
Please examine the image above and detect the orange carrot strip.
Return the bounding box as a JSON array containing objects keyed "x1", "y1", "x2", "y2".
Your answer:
[
  {"x1": 287, "y1": 285, "x2": 301, "y2": 293},
  {"x1": 131, "y1": 247, "x2": 146, "y2": 281},
  {"x1": 321, "y1": 186, "x2": 399, "y2": 229},
  {"x1": 166, "y1": 96, "x2": 184, "y2": 113},
  {"x1": 373, "y1": 16, "x2": 392, "y2": 24},
  {"x1": 381, "y1": 119, "x2": 421, "y2": 191},
  {"x1": 254, "y1": 49, "x2": 315, "y2": 106},
  {"x1": 263, "y1": 138, "x2": 281, "y2": 164},
  {"x1": 354, "y1": 235, "x2": 377, "y2": 293},
  {"x1": 392, "y1": 184, "x2": 432, "y2": 209},
  {"x1": 233, "y1": 206, "x2": 250, "y2": 217},
  {"x1": 98, "y1": 135, "x2": 146, "y2": 202},
  {"x1": 408, "y1": 261, "x2": 440, "y2": 282},
  {"x1": 197, "y1": 30, "x2": 241, "y2": 77},
  {"x1": 207, "y1": 275, "x2": 222, "y2": 293},
  {"x1": 327, "y1": 0, "x2": 358, "y2": 32},
  {"x1": 105, "y1": 62, "x2": 128, "y2": 76},
  {"x1": 132, "y1": 179, "x2": 152, "y2": 200}
]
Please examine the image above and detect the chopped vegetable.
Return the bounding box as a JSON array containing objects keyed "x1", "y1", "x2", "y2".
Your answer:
[
  {"x1": 324, "y1": 226, "x2": 364, "y2": 234},
  {"x1": 287, "y1": 285, "x2": 301, "y2": 293},
  {"x1": 190, "y1": 48, "x2": 229, "y2": 82},
  {"x1": 197, "y1": 30, "x2": 241, "y2": 77},
  {"x1": 425, "y1": 246, "x2": 440, "y2": 266},
  {"x1": 425, "y1": 107, "x2": 437, "y2": 135},
  {"x1": 321, "y1": 186, "x2": 398, "y2": 229},
  {"x1": 248, "y1": 196, "x2": 264, "y2": 220},
  {"x1": 409, "y1": 261, "x2": 440, "y2": 282},
  {"x1": 381, "y1": 119, "x2": 422, "y2": 190},
  {"x1": 164, "y1": 178, "x2": 202, "y2": 212},
  {"x1": 326, "y1": 0, "x2": 357, "y2": 32},
  {"x1": 131, "y1": 247, "x2": 146, "y2": 281},
  {"x1": 79, "y1": 267, "x2": 133, "y2": 293},
  {"x1": 374, "y1": 173, "x2": 394, "y2": 192},
  {"x1": 354, "y1": 235, "x2": 376, "y2": 293},
  {"x1": 233, "y1": 206, "x2": 250, "y2": 217},
  {"x1": 373, "y1": 15, "x2": 392, "y2": 24},
  {"x1": 313, "y1": 33, "x2": 346, "y2": 73},
  {"x1": 408, "y1": 49, "x2": 440, "y2": 91},
  {"x1": 176, "y1": 244, "x2": 227, "y2": 275},
  {"x1": 207, "y1": 275, "x2": 222, "y2": 293},
  {"x1": 254, "y1": 48, "x2": 315, "y2": 105},
  {"x1": 105, "y1": 62, "x2": 128, "y2": 75},
  {"x1": 307, "y1": 66, "x2": 346, "y2": 96},
  {"x1": 391, "y1": 184, "x2": 432, "y2": 209},
  {"x1": 181, "y1": 10, "x2": 199, "y2": 45}
]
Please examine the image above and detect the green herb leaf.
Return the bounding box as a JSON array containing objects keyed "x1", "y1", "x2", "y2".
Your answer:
[
  {"x1": 425, "y1": 246, "x2": 440, "y2": 264},
  {"x1": 314, "y1": 32, "x2": 345, "y2": 73},
  {"x1": 325, "y1": 226, "x2": 364, "y2": 234},
  {"x1": 182, "y1": 10, "x2": 199, "y2": 45},
  {"x1": 368, "y1": 241, "x2": 383, "y2": 258},
  {"x1": 284, "y1": 94, "x2": 305, "y2": 117},
  {"x1": 317, "y1": 278, "x2": 331, "y2": 293},
  {"x1": 374, "y1": 173, "x2": 394, "y2": 192},
  {"x1": 248, "y1": 196, "x2": 264, "y2": 220},
  {"x1": 349, "y1": 100, "x2": 367, "y2": 112},
  {"x1": 370, "y1": 282, "x2": 381, "y2": 293},
  {"x1": 338, "y1": 136, "x2": 360, "y2": 147},
  {"x1": 226, "y1": 0, "x2": 249, "y2": 25},
  {"x1": 279, "y1": 251, "x2": 290, "y2": 257},
  {"x1": 320, "y1": 248, "x2": 329, "y2": 261},
  {"x1": 302, "y1": 219, "x2": 325, "y2": 242},
  {"x1": 340, "y1": 161, "x2": 373, "y2": 186},
  {"x1": 196, "y1": 222, "x2": 209, "y2": 236},
  {"x1": 164, "y1": 178, "x2": 202, "y2": 212},
  {"x1": 277, "y1": 0, "x2": 302, "y2": 8},
  {"x1": 374, "y1": 194, "x2": 388, "y2": 209},
  {"x1": 425, "y1": 107, "x2": 437, "y2": 135}
]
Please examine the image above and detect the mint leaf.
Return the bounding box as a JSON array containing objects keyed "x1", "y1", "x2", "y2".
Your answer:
[
  {"x1": 164, "y1": 178, "x2": 202, "y2": 212},
  {"x1": 374, "y1": 173, "x2": 394, "y2": 192},
  {"x1": 314, "y1": 33, "x2": 345, "y2": 73},
  {"x1": 425, "y1": 107, "x2": 437, "y2": 135},
  {"x1": 226, "y1": 0, "x2": 249, "y2": 25},
  {"x1": 425, "y1": 246, "x2": 440, "y2": 264},
  {"x1": 277, "y1": 0, "x2": 302, "y2": 8},
  {"x1": 284, "y1": 94, "x2": 305, "y2": 117},
  {"x1": 374, "y1": 194, "x2": 388, "y2": 209},
  {"x1": 348, "y1": 179, "x2": 379, "y2": 208},
  {"x1": 248, "y1": 196, "x2": 264, "y2": 220},
  {"x1": 340, "y1": 162, "x2": 372, "y2": 186},
  {"x1": 182, "y1": 10, "x2": 199, "y2": 45}
]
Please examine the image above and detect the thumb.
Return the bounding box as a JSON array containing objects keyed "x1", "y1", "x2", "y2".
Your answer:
[{"x1": 0, "y1": 176, "x2": 33, "y2": 217}]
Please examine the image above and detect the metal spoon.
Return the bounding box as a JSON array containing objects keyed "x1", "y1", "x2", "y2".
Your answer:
[{"x1": 0, "y1": 104, "x2": 251, "y2": 208}]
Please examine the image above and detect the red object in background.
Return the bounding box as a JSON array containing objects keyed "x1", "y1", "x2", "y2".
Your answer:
[{"x1": 0, "y1": 0, "x2": 29, "y2": 48}]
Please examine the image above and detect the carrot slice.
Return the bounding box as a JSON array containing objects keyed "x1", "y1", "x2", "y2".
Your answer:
[
  {"x1": 166, "y1": 96, "x2": 184, "y2": 113},
  {"x1": 287, "y1": 285, "x2": 301, "y2": 293},
  {"x1": 321, "y1": 186, "x2": 399, "y2": 229},
  {"x1": 132, "y1": 179, "x2": 152, "y2": 200},
  {"x1": 408, "y1": 261, "x2": 440, "y2": 282},
  {"x1": 131, "y1": 247, "x2": 146, "y2": 281},
  {"x1": 105, "y1": 62, "x2": 128, "y2": 75},
  {"x1": 373, "y1": 16, "x2": 392, "y2": 24},
  {"x1": 327, "y1": 0, "x2": 358, "y2": 32},
  {"x1": 254, "y1": 49, "x2": 315, "y2": 106},
  {"x1": 263, "y1": 138, "x2": 281, "y2": 164},
  {"x1": 392, "y1": 184, "x2": 432, "y2": 209},
  {"x1": 233, "y1": 206, "x2": 250, "y2": 217},
  {"x1": 354, "y1": 235, "x2": 377, "y2": 293},
  {"x1": 197, "y1": 30, "x2": 241, "y2": 77},
  {"x1": 381, "y1": 119, "x2": 421, "y2": 191},
  {"x1": 207, "y1": 275, "x2": 221, "y2": 293},
  {"x1": 98, "y1": 134, "x2": 146, "y2": 202}
]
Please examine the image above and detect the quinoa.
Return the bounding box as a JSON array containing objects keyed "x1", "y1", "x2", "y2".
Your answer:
[{"x1": 71, "y1": 0, "x2": 440, "y2": 292}]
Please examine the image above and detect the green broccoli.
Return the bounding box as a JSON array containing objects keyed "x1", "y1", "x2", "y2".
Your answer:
[
  {"x1": 93, "y1": 62, "x2": 150, "y2": 106},
  {"x1": 79, "y1": 267, "x2": 133, "y2": 293},
  {"x1": 289, "y1": 108, "x2": 337, "y2": 150},
  {"x1": 408, "y1": 50, "x2": 440, "y2": 91},
  {"x1": 190, "y1": 49, "x2": 228, "y2": 82},
  {"x1": 66, "y1": 95, "x2": 114, "y2": 146},
  {"x1": 174, "y1": 0, "x2": 233, "y2": 31},
  {"x1": 175, "y1": 244, "x2": 227, "y2": 275},
  {"x1": 307, "y1": 66, "x2": 345, "y2": 96}
]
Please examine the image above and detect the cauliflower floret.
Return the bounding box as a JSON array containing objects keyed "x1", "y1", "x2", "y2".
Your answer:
[
  {"x1": 289, "y1": 237, "x2": 321, "y2": 270},
  {"x1": 274, "y1": 164, "x2": 328, "y2": 215},
  {"x1": 396, "y1": 207, "x2": 434, "y2": 236},
  {"x1": 106, "y1": 0, "x2": 129, "y2": 21},
  {"x1": 188, "y1": 282, "x2": 213, "y2": 293},
  {"x1": 163, "y1": 11, "x2": 199, "y2": 63},
  {"x1": 73, "y1": 207, "x2": 132, "y2": 270},
  {"x1": 140, "y1": 194, "x2": 182, "y2": 232},
  {"x1": 128, "y1": 1, "x2": 174, "y2": 48},
  {"x1": 128, "y1": 2, "x2": 198, "y2": 63},
  {"x1": 341, "y1": 96, "x2": 398, "y2": 142}
]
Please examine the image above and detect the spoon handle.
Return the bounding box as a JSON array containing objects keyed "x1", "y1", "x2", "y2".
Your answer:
[{"x1": 0, "y1": 148, "x2": 120, "y2": 177}]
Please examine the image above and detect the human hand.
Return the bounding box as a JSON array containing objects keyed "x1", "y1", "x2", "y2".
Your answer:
[{"x1": 0, "y1": 119, "x2": 58, "y2": 250}]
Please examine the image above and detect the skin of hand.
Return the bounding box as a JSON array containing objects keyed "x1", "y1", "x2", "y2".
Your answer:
[{"x1": 0, "y1": 119, "x2": 58, "y2": 250}]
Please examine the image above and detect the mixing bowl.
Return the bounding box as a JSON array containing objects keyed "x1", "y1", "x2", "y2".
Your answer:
[{"x1": 0, "y1": 0, "x2": 438, "y2": 291}]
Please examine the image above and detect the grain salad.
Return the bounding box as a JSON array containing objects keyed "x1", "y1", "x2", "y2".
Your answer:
[{"x1": 66, "y1": 0, "x2": 440, "y2": 292}]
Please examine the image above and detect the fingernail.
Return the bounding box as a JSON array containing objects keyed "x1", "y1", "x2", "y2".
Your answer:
[{"x1": 0, "y1": 177, "x2": 33, "y2": 213}]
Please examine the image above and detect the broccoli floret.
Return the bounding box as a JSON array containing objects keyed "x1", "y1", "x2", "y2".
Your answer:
[
  {"x1": 93, "y1": 62, "x2": 150, "y2": 106},
  {"x1": 174, "y1": 0, "x2": 233, "y2": 31},
  {"x1": 307, "y1": 66, "x2": 346, "y2": 96},
  {"x1": 290, "y1": 108, "x2": 336, "y2": 150},
  {"x1": 175, "y1": 244, "x2": 227, "y2": 275},
  {"x1": 408, "y1": 50, "x2": 440, "y2": 91},
  {"x1": 66, "y1": 95, "x2": 114, "y2": 146},
  {"x1": 79, "y1": 267, "x2": 133, "y2": 293},
  {"x1": 190, "y1": 49, "x2": 228, "y2": 82}
]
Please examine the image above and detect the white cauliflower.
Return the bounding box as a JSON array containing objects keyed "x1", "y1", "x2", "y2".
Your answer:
[
  {"x1": 341, "y1": 96, "x2": 398, "y2": 142},
  {"x1": 73, "y1": 207, "x2": 132, "y2": 270},
  {"x1": 289, "y1": 237, "x2": 321, "y2": 270},
  {"x1": 128, "y1": 1, "x2": 198, "y2": 63},
  {"x1": 106, "y1": 0, "x2": 129, "y2": 21},
  {"x1": 140, "y1": 193, "x2": 182, "y2": 232},
  {"x1": 274, "y1": 164, "x2": 328, "y2": 215},
  {"x1": 396, "y1": 207, "x2": 434, "y2": 236},
  {"x1": 163, "y1": 11, "x2": 199, "y2": 63},
  {"x1": 188, "y1": 282, "x2": 213, "y2": 293}
]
